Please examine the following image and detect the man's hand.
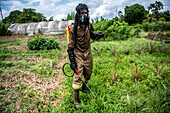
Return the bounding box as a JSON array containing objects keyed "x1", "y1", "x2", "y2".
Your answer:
[
  {"x1": 70, "y1": 63, "x2": 77, "y2": 71},
  {"x1": 67, "y1": 47, "x2": 77, "y2": 72},
  {"x1": 98, "y1": 31, "x2": 104, "y2": 39}
]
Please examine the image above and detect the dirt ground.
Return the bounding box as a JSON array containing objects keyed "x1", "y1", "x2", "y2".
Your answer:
[{"x1": 0, "y1": 34, "x2": 69, "y2": 111}]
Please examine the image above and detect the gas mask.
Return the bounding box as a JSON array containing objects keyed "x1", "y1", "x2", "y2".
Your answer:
[{"x1": 80, "y1": 14, "x2": 90, "y2": 23}]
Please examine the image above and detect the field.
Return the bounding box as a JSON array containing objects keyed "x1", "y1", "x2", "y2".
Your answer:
[{"x1": 0, "y1": 34, "x2": 169, "y2": 112}]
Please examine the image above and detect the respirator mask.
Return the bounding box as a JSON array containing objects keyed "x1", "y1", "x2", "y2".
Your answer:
[{"x1": 80, "y1": 13, "x2": 90, "y2": 23}]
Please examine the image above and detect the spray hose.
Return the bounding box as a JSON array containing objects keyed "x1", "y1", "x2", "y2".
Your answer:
[{"x1": 62, "y1": 63, "x2": 97, "y2": 100}]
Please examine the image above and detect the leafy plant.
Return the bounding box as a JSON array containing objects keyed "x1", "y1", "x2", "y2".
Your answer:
[
  {"x1": 124, "y1": 47, "x2": 130, "y2": 55},
  {"x1": 110, "y1": 45, "x2": 118, "y2": 56},
  {"x1": 115, "y1": 54, "x2": 120, "y2": 67},
  {"x1": 131, "y1": 64, "x2": 146, "y2": 81},
  {"x1": 38, "y1": 28, "x2": 43, "y2": 35},
  {"x1": 147, "y1": 62, "x2": 165, "y2": 76},
  {"x1": 134, "y1": 28, "x2": 141, "y2": 38},
  {"x1": 160, "y1": 41, "x2": 167, "y2": 53},
  {"x1": 142, "y1": 22, "x2": 153, "y2": 32},
  {"x1": 93, "y1": 20, "x2": 132, "y2": 40},
  {"x1": 0, "y1": 22, "x2": 12, "y2": 36},
  {"x1": 148, "y1": 41, "x2": 156, "y2": 54},
  {"x1": 27, "y1": 36, "x2": 59, "y2": 50},
  {"x1": 106, "y1": 69, "x2": 121, "y2": 84},
  {"x1": 135, "y1": 43, "x2": 142, "y2": 54}
]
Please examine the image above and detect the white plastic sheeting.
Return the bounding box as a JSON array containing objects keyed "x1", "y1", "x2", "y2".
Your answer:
[{"x1": 8, "y1": 20, "x2": 74, "y2": 35}]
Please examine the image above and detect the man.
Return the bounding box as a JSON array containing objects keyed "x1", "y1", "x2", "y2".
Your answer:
[{"x1": 67, "y1": 3, "x2": 104, "y2": 109}]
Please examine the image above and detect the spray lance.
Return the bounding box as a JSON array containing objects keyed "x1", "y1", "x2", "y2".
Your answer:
[{"x1": 62, "y1": 63, "x2": 97, "y2": 100}]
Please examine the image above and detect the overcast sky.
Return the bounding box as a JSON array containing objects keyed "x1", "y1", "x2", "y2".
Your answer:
[{"x1": 0, "y1": 0, "x2": 170, "y2": 21}]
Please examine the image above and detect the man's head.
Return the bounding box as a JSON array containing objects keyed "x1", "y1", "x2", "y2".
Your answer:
[
  {"x1": 76, "y1": 3, "x2": 89, "y2": 15},
  {"x1": 75, "y1": 3, "x2": 90, "y2": 24}
]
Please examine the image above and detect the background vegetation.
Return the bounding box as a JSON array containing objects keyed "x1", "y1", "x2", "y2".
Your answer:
[{"x1": 0, "y1": 0, "x2": 170, "y2": 112}]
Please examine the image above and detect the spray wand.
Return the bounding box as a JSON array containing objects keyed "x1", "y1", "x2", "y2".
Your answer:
[{"x1": 62, "y1": 63, "x2": 97, "y2": 100}]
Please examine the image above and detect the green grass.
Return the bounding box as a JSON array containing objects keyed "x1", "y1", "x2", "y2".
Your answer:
[
  {"x1": 56, "y1": 38, "x2": 170, "y2": 112},
  {"x1": 0, "y1": 36, "x2": 169, "y2": 112}
]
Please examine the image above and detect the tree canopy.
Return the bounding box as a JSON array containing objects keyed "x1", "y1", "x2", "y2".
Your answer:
[
  {"x1": 148, "y1": 1, "x2": 163, "y2": 20},
  {"x1": 4, "y1": 8, "x2": 47, "y2": 24},
  {"x1": 124, "y1": 4, "x2": 148, "y2": 25}
]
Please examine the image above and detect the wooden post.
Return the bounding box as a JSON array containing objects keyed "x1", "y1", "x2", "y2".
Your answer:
[{"x1": 0, "y1": 6, "x2": 4, "y2": 23}]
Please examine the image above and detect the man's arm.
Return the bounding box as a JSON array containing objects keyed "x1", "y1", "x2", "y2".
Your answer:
[
  {"x1": 90, "y1": 23, "x2": 104, "y2": 40},
  {"x1": 67, "y1": 25, "x2": 77, "y2": 71}
]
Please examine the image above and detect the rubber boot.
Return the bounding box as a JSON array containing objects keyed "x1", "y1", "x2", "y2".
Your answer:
[
  {"x1": 74, "y1": 90, "x2": 80, "y2": 110},
  {"x1": 80, "y1": 82, "x2": 90, "y2": 93}
]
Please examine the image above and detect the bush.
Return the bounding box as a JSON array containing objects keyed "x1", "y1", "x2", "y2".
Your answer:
[
  {"x1": 0, "y1": 22, "x2": 12, "y2": 36},
  {"x1": 153, "y1": 22, "x2": 165, "y2": 31},
  {"x1": 164, "y1": 22, "x2": 170, "y2": 31},
  {"x1": 142, "y1": 22, "x2": 153, "y2": 32},
  {"x1": 158, "y1": 17, "x2": 166, "y2": 22},
  {"x1": 93, "y1": 20, "x2": 132, "y2": 40},
  {"x1": 27, "y1": 36, "x2": 60, "y2": 50},
  {"x1": 142, "y1": 22, "x2": 170, "y2": 32}
]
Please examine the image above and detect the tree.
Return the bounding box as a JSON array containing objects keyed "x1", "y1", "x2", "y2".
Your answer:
[
  {"x1": 4, "y1": 10, "x2": 21, "y2": 24},
  {"x1": 118, "y1": 11, "x2": 123, "y2": 18},
  {"x1": 124, "y1": 4, "x2": 148, "y2": 25},
  {"x1": 49, "y1": 16, "x2": 53, "y2": 21},
  {"x1": 4, "y1": 8, "x2": 47, "y2": 24},
  {"x1": 62, "y1": 12, "x2": 75, "y2": 21},
  {"x1": 162, "y1": 10, "x2": 170, "y2": 21},
  {"x1": 0, "y1": 21, "x2": 11, "y2": 36},
  {"x1": 148, "y1": 1, "x2": 163, "y2": 20},
  {"x1": 118, "y1": 11, "x2": 124, "y2": 21}
]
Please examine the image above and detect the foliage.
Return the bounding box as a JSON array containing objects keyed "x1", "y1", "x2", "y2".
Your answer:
[
  {"x1": 124, "y1": 4, "x2": 148, "y2": 25},
  {"x1": 27, "y1": 36, "x2": 60, "y2": 50},
  {"x1": 62, "y1": 12, "x2": 75, "y2": 21},
  {"x1": 93, "y1": 19, "x2": 132, "y2": 40},
  {"x1": 160, "y1": 10, "x2": 170, "y2": 21},
  {"x1": 4, "y1": 8, "x2": 47, "y2": 24},
  {"x1": 106, "y1": 69, "x2": 121, "y2": 84},
  {"x1": 158, "y1": 17, "x2": 166, "y2": 21},
  {"x1": 105, "y1": 21, "x2": 132, "y2": 40},
  {"x1": 131, "y1": 64, "x2": 146, "y2": 81},
  {"x1": 0, "y1": 21, "x2": 12, "y2": 36},
  {"x1": 142, "y1": 22, "x2": 170, "y2": 32},
  {"x1": 0, "y1": 37, "x2": 169, "y2": 112},
  {"x1": 56, "y1": 38, "x2": 169, "y2": 112},
  {"x1": 49, "y1": 16, "x2": 53, "y2": 21},
  {"x1": 147, "y1": 62, "x2": 166, "y2": 76},
  {"x1": 148, "y1": 1, "x2": 163, "y2": 20}
]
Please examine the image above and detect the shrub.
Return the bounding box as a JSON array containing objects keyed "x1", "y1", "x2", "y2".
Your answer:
[
  {"x1": 164, "y1": 22, "x2": 170, "y2": 31},
  {"x1": 27, "y1": 36, "x2": 60, "y2": 50},
  {"x1": 165, "y1": 32, "x2": 170, "y2": 37},
  {"x1": 0, "y1": 22, "x2": 12, "y2": 36},
  {"x1": 142, "y1": 22, "x2": 153, "y2": 32},
  {"x1": 104, "y1": 21, "x2": 132, "y2": 40},
  {"x1": 153, "y1": 22, "x2": 165, "y2": 31},
  {"x1": 158, "y1": 17, "x2": 166, "y2": 22},
  {"x1": 93, "y1": 19, "x2": 132, "y2": 40}
]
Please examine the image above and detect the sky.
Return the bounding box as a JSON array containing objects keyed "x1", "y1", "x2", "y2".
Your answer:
[{"x1": 0, "y1": 0, "x2": 170, "y2": 21}]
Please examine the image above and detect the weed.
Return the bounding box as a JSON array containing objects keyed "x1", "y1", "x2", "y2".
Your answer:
[
  {"x1": 124, "y1": 47, "x2": 130, "y2": 55},
  {"x1": 131, "y1": 64, "x2": 146, "y2": 82},
  {"x1": 106, "y1": 69, "x2": 121, "y2": 84},
  {"x1": 110, "y1": 45, "x2": 118, "y2": 56},
  {"x1": 115, "y1": 54, "x2": 120, "y2": 67},
  {"x1": 148, "y1": 41, "x2": 156, "y2": 54},
  {"x1": 160, "y1": 41, "x2": 167, "y2": 53},
  {"x1": 147, "y1": 62, "x2": 165, "y2": 76},
  {"x1": 135, "y1": 43, "x2": 142, "y2": 54}
]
